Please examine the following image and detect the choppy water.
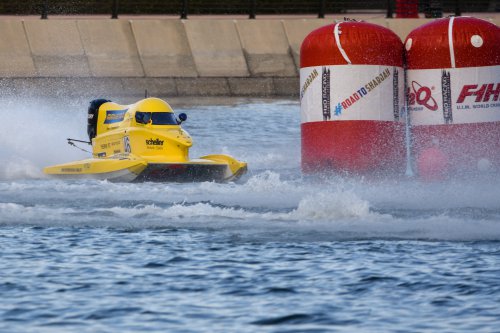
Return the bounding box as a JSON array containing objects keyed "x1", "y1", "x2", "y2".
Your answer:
[{"x1": 1, "y1": 97, "x2": 499, "y2": 332}]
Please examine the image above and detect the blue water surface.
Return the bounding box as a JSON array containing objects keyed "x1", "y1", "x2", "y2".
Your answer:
[{"x1": 0, "y1": 98, "x2": 499, "y2": 332}]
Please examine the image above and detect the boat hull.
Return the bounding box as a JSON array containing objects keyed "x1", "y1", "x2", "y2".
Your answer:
[
  {"x1": 43, "y1": 155, "x2": 247, "y2": 183},
  {"x1": 43, "y1": 158, "x2": 148, "y2": 182},
  {"x1": 135, "y1": 162, "x2": 246, "y2": 182}
]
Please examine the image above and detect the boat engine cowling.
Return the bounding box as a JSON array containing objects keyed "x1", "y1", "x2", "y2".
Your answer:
[{"x1": 87, "y1": 99, "x2": 111, "y2": 141}]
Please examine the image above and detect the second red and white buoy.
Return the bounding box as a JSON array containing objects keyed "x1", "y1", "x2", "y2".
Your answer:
[{"x1": 405, "y1": 17, "x2": 500, "y2": 177}]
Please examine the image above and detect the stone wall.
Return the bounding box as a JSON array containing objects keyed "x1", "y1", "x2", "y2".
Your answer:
[{"x1": 0, "y1": 17, "x2": 498, "y2": 98}]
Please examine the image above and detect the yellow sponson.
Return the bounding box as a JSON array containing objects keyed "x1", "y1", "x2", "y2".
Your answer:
[
  {"x1": 200, "y1": 154, "x2": 248, "y2": 176},
  {"x1": 43, "y1": 97, "x2": 247, "y2": 182},
  {"x1": 43, "y1": 156, "x2": 148, "y2": 182}
]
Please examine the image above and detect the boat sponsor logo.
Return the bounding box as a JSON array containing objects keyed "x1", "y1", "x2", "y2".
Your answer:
[
  {"x1": 104, "y1": 109, "x2": 127, "y2": 124},
  {"x1": 123, "y1": 136, "x2": 131, "y2": 153},
  {"x1": 97, "y1": 152, "x2": 106, "y2": 158},
  {"x1": 111, "y1": 153, "x2": 130, "y2": 159},
  {"x1": 146, "y1": 138, "x2": 164, "y2": 146},
  {"x1": 334, "y1": 67, "x2": 391, "y2": 116},
  {"x1": 61, "y1": 167, "x2": 82, "y2": 173},
  {"x1": 407, "y1": 80, "x2": 438, "y2": 111},
  {"x1": 100, "y1": 140, "x2": 121, "y2": 150},
  {"x1": 300, "y1": 68, "x2": 319, "y2": 100}
]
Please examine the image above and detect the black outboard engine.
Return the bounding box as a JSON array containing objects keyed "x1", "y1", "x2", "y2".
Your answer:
[{"x1": 87, "y1": 99, "x2": 110, "y2": 141}]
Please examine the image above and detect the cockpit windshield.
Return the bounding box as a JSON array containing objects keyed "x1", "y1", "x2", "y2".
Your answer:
[{"x1": 135, "y1": 112, "x2": 178, "y2": 125}]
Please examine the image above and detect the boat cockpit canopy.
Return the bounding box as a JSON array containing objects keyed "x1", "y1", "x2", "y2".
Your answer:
[{"x1": 135, "y1": 111, "x2": 178, "y2": 125}]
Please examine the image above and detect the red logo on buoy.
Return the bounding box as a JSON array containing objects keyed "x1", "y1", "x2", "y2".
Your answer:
[
  {"x1": 408, "y1": 81, "x2": 438, "y2": 111},
  {"x1": 456, "y1": 83, "x2": 500, "y2": 103}
]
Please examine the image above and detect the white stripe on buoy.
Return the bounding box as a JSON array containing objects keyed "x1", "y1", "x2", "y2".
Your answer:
[
  {"x1": 334, "y1": 23, "x2": 352, "y2": 64},
  {"x1": 448, "y1": 16, "x2": 456, "y2": 68}
]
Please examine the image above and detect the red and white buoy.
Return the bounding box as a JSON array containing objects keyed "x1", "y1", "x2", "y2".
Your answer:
[
  {"x1": 405, "y1": 17, "x2": 500, "y2": 177},
  {"x1": 300, "y1": 21, "x2": 405, "y2": 174}
]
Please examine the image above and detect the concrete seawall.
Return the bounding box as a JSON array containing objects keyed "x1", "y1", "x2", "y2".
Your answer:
[{"x1": 0, "y1": 17, "x2": 498, "y2": 98}]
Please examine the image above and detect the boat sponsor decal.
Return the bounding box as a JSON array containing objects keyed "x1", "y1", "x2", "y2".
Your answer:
[
  {"x1": 123, "y1": 136, "x2": 131, "y2": 153},
  {"x1": 97, "y1": 152, "x2": 106, "y2": 158},
  {"x1": 300, "y1": 65, "x2": 404, "y2": 123},
  {"x1": 146, "y1": 138, "x2": 164, "y2": 150},
  {"x1": 146, "y1": 138, "x2": 164, "y2": 146},
  {"x1": 61, "y1": 167, "x2": 82, "y2": 173},
  {"x1": 111, "y1": 153, "x2": 131, "y2": 159},
  {"x1": 104, "y1": 109, "x2": 127, "y2": 124},
  {"x1": 408, "y1": 66, "x2": 500, "y2": 125},
  {"x1": 100, "y1": 140, "x2": 122, "y2": 150}
]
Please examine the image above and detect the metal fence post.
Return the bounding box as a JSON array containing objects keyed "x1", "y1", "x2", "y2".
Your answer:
[
  {"x1": 318, "y1": 0, "x2": 325, "y2": 18},
  {"x1": 181, "y1": 0, "x2": 188, "y2": 19},
  {"x1": 249, "y1": 0, "x2": 256, "y2": 19},
  {"x1": 41, "y1": 1, "x2": 48, "y2": 19},
  {"x1": 111, "y1": 0, "x2": 119, "y2": 19},
  {"x1": 455, "y1": 0, "x2": 461, "y2": 16},
  {"x1": 386, "y1": 0, "x2": 393, "y2": 18}
]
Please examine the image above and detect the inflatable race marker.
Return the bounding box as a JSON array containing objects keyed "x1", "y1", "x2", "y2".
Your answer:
[
  {"x1": 405, "y1": 17, "x2": 500, "y2": 177},
  {"x1": 300, "y1": 21, "x2": 405, "y2": 174}
]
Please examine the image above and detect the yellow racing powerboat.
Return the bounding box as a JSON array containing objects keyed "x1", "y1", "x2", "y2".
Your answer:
[{"x1": 44, "y1": 97, "x2": 247, "y2": 182}]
